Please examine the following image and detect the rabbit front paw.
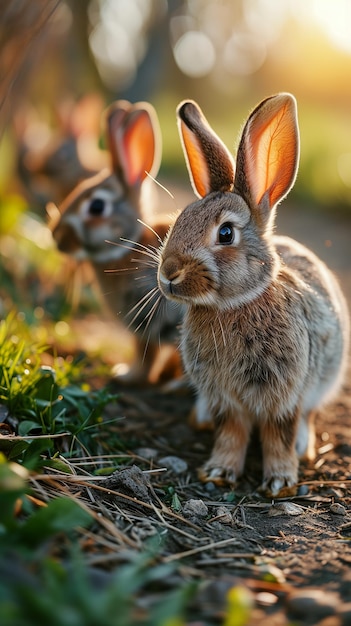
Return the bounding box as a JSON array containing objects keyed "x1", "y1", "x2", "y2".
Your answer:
[
  {"x1": 198, "y1": 463, "x2": 238, "y2": 486},
  {"x1": 260, "y1": 474, "x2": 298, "y2": 498}
]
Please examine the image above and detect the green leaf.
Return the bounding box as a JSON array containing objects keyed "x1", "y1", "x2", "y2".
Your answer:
[
  {"x1": 43, "y1": 458, "x2": 74, "y2": 474},
  {"x1": 32, "y1": 366, "x2": 58, "y2": 401},
  {"x1": 171, "y1": 492, "x2": 182, "y2": 512},
  {"x1": 0, "y1": 460, "x2": 28, "y2": 529},
  {"x1": 22, "y1": 438, "x2": 53, "y2": 470},
  {"x1": 18, "y1": 420, "x2": 41, "y2": 436},
  {"x1": 0, "y1": 438, "x2": 28, "y2": 459},
  {"x1": 20, "y1": 497, "x2": 92, "y2": 546}
]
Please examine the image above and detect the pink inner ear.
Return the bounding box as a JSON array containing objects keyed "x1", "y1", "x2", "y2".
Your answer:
[
  {"x1": 119, "y1": 111, "x2": 156, "y2": 187},
  {"x1": 245, "y1": 97, "x2": 298, "y2": 208},
  {"x1": 180, "y1": 122, "x2": 211, "y2": 198}
]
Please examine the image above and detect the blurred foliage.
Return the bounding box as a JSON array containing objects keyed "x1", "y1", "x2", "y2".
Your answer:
[
  {"x1": 0, "y1": 457, "x2": 197, "y2": 626},
  {"x1": 0, "y1": 313, "x2": 120, "y2": 461}
]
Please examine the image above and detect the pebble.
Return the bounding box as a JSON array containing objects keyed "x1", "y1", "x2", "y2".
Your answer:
[
  {"x1": 330, "y1": 502, "x2": 346, "y2": 515},
  {"x1": 256, "y1": 591, "x2": 278, "y2": 607},
  {"x1": 204, "y1": 481, "x2": 217, "y2": 493},
  {"x1": 268, "y1": 502, "x2": 304, "y2": 516},
  {"x1": 158, "y1": 455, "x2": 188, "y2": 475},
  {"x1": 216, "y1": 505, "x2": 233, "y2": 524},
  {"x1": 183, "y1": 499, "x2": 208, "y2": 518},
  {"x1": 297, "y1": 484, "x2": 310, "y2": 496},
  {"x1": 134, "y1": 447, "x2": 158, "y2": 460},
  {"x1": 286, "y1": 589, "x2": 339, "y2": 619}
]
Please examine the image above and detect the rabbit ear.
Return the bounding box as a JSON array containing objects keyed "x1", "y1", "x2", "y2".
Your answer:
[
  {"x1": 177, "y1": 100, "x2": 235, "y2": 198},
  {"x1": 235, "y1": 93, "x2": 299, "y2": 210},
  {"x1": 107, "y1": 100, "x2": 161, "y2": 187}
]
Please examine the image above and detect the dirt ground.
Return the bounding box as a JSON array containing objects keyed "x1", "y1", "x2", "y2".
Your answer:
[
  {"x1": 67, "y1": 199, "x2": 351, "y2": 626},
  {"x1": 97, "y1": 373, "x2": 349, "y2": 625}
]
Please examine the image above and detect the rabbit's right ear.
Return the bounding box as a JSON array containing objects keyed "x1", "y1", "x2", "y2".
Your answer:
[
  {"x1": 106, "y1": 100, "x2": 161, "y2": 188},
  {"x1": 177, "y1": 100, "x2": 235, "y2": 198},
  {"x1": 234, "y1": 93, "x2": 299, "y2": 211}
]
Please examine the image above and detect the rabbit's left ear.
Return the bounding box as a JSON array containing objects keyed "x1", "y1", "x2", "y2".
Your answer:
[
  {"x1": 235, "y1": 93, "x2": 299, "y2": 210},
  {"x1": 177, "y1": 100, "x2": 235, "y2": 198},
  {"x1": 107, "y1": 101, "x2": 161, "y2": 187}
]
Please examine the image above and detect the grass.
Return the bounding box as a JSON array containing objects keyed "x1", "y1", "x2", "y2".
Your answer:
[{"x1": 0, "y1": 312, "x2": 201, "y2": 626}]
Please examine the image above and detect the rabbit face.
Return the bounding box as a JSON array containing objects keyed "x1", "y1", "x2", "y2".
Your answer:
[
  {"x1": 53, "y1": 100, "x2": 161, "y2": 267},
  {"x1": 53, "y1": 172, "x2": 143, "y2": 264},
  {"x1": 158, "y1": 191, "x2": 276, "y2": 310}
]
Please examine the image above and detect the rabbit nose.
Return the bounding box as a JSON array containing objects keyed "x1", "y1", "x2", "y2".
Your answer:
[{"x1": 159, "y1": 257, "x2": 186, "y2": 292}]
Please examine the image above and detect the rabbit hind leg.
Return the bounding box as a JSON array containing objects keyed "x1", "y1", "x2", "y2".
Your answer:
[{"x1": 260, "y1": 409, "x2": 300, "y2": 497}]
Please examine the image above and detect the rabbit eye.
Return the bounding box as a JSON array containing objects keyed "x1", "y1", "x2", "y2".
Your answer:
[
  {"x1": 218, "y1": 222, "x2": 235, "y2": 245},
  {"x1": 79, "y1": 191, "x2": 114, "y2": 220},
  {"x1": 89, "y1": 197, "x2": 105, "y2": 216}
]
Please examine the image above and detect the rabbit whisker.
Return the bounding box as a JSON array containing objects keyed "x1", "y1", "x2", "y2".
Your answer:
[
  {"x1": 134, "y1": 277, "x2": 157, "y2": 284},
  {"x1": 134, "y1": 294, "x2": 162, "y2": 335},
  {"x1": 145, "y1": 171, "x2": 175, "y2": 201},
  {"x1": 120, "y1": 237, "x2": 160, "y2": 262},
  {"x1": 104, "y1": 267, "x2": 140, "y2": 273},
  {"x1": 126, "y1": 287, "x2": 159, "y2": 328},
  {"x1": 137, "y1": 218, "x2": 163, "y2": 245},
  {"x1": 105, "y1": 238, "x2": 159, "y2": 263},
  {"x1": 131, "y1": 258, "x2": 158, "y2": 269},
  {"x1": 141, "y1": 333, "x2": 151, "y2": 365}
]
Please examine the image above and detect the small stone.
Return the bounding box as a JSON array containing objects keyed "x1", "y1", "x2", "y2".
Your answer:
[
  {"x1": 216, "y1": 505, "x2": 233, "y2": 524},
  {"x1": 135, "y1": 447, "x2": 158, "y2": 460},
  {"x1": 297, "y1": 484, "x2": 310, "y2": 496},
  {"x1": 268, "y1": 502, "x2": 304, "y2": 516},
  {"x1": 286, "y1": 589, "x2": 339, "y2": 619},
  {"x1": 330, "y1": 502, "x2": 346, "y2": 515},
  {"x1": 183, "y1": 499, "x2": 208, "y2": 518},
  {"x1": 256, "y1": 591, "x2": 278, "y2": 606},
  {"x1": 103, "y1": 465, "x2": 152, "y2": 502},
  {"x1": 158, "y1": 455, "x2": 188, "y2": 475},
  {"x1": 204, "y1": 481, "x2": 217, "y2": 493}
]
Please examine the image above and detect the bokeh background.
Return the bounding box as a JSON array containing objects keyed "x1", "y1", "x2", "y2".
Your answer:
[{"x1": 0, "y1": 0, "x2": 350, "y2": 363}]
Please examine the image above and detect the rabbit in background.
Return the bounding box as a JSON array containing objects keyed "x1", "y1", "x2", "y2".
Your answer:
[
  {"x1": 14, "y1": 94, "x2": 108, "y2": 210},
  {"x1": 157, "y1": 93, "x2": 349, "y2": 497},
  {"x1": 52, "y1": 99, "x2": 183, "y2": 384}
]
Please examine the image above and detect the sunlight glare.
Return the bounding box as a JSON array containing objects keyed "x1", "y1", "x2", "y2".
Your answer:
[
  {"x1": 173, "y1": 31, "x2": 216, "y2": 77},
  {"x1": 291, "y1": 0, "x2": 351, "y2": 55}
]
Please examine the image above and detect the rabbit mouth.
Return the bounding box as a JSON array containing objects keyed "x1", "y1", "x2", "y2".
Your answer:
[{"x1": 158, "y1": 266, "x2": 218, "y2": 306}]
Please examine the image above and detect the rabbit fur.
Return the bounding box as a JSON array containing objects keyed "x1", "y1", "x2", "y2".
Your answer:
[
  {"x1": 52, "y1": 100, "x2": 182, "y2": 384},
  {"x1": 157, "y1": 93, "x2": 349, "y2": 496}
]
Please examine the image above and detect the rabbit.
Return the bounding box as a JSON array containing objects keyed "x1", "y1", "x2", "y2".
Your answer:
[
  {"x1": 14, "y1": 94, "x2": 108, "y2": 210},
  {"x1": 52, "y1": 100, "x2": 183, "y2": 384},
  {"x1": 157, "y1": 93, "x2": 349, "y2": 497}
]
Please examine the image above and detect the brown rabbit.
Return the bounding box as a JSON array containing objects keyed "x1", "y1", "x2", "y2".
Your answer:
[
  {"x1": 157, "y1": 94, "x2": 349, "y2": 496},
  {"x1": 52, "y1": 100, "x2": 182, "y2": 384}
]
